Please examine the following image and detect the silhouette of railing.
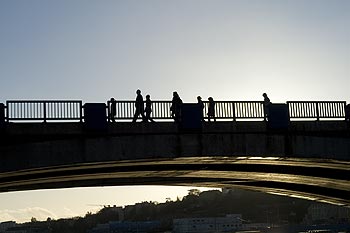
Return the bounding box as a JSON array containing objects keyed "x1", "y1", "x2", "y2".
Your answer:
[
  {"x1": 6, "y1": 100, "x2": 83, "y2": 122},
  {"x1": 3, "y1": 100, "x2": 347, "y2": 122},
  {"x1": 107, "y1": 101, "x2": 265, "y2": 121},
  {"x1": 287, "y1": 101, "x2": 346, "y2": 121}
]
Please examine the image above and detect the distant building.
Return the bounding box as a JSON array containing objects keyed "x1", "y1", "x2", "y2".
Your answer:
[
  {"x1": 173, "y1": 214, "x2": 243, "y2": 233},
  {"x1": 0, "y1": 221, "x2": 16, "y2": 232},
  {"x1": 1, "y1": 221, "x2": 50, "y2": 233},
  {"x1": 303, "y1": 203, "x2": 350, "y2": 224},
  {"x1": 88, "y1": 220, "x2": 161, "y2": 233},
  {"x1": 88, "y1": 223, "x2": 109, "y2": 233}
]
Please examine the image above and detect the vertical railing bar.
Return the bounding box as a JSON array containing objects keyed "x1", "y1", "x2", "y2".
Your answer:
[
  {"x1": 251, "y1": 102, "x2": 255, "y2": 118},
  {"x1": 49, "y1": 102, "x2": 52, "y2": 119},
  {"x1": 58, "y1": 102, "x2": 60, "y2": 119},
  {"x1": 252, "y1": 102, "x2": 256, "y2": 118},
  {"x1": 310, "y1": 102, "x2": 313, "y2": 119},
  {"x1": 216, "y1": 102, "x2": 220, "y2": 118},
  {"x1": 226, "y1": 102, "x2": 230, "y2": 119},
  {"x1": 70, "y1": 103, "x2": 72, "y2": 119},
  {"x1": 232, "y1": 102, "x2": 236, "y2": 121},
  {"x1": 121, "y1": 102, "x2": 123, "y2": 119},
  {"x1": 336, "y1": 102, "x2": 340, "y2": 117},
  {"x1": 64, "y1": 102, "x2": 67, "y2": 119},
  {"x1": 239, "y1": 102, "x2": 242, "y2": 118},
  {"x1": 19, "y1": 102, "x2": 22, "y2": 119},
  {"x1": 116, "y1": 102, "x2": 119, "y2": 119},
  {"x1": 30, "y1": 102, "x2": 33, "y2": 119},
  {"x1": 302, "y1": 103, "x2": 308, "y2": 118},
  {"x1": 221, "y1": 102, "x2": 225, "y2": 118},
  {"x1": 246, "y1": 102, "x2": 249, "y2": 118},
  {"x1": 24, "y1": 102, "x2": 26, "y2": 119},
  {"x1": 241, "y1": 102, "x2": 244, "y2": 118},
  {"x1": 160, "y1": 102, "x2": 163, "y2": 118},
  {"x1": 238, "y1": 103, "x2": 241, "y2": 118},
  {"x1": 334, "y1": 102, "x2": 338, "y2": 118}
]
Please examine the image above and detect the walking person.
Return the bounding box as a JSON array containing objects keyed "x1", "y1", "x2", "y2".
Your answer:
[
  {"x1": 109, "y1": 97, "x2": 117, "y2": 122},
  {"x1": 144, "y1": 94, "x2": 155, "y2": 122},
  {"x1": 262, "y1": 93, "x2": 271, "y2": 120},
  {"x1": 132, "y1": 89, "x2": 145, "y2": 122},
  {"x1": 170, "y1": 91, "x2": 182, "y2": 122},
  {"x1": 207, "y1": 97, "x2": 216, "y2": 122},
  {"x1": 197, "y1": 96, "x2": 204, "y2": 122}
]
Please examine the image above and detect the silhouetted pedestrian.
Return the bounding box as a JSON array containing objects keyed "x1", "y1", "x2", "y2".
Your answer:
[
  {"x1": 197, "y1": 96, "x2": 204, "y2": 121},
  {"x1": 144, "y1": 94, "x2": 155, "y2": 122},
  {"x1": 132, "y1": 89, "x2": 145, "y2": 122},
  {"x1": 170, "y1": 91, "x2": 182, "y2": 122},
  {"x1": 262, "y1": 93, "x2": 271, "y2": 119},
  {"x1": 207, "y1": 97, "x2": 216, "y2": 122},
  {"x1": 109, "y1": 97, "x2": 117, "y2": 122}
]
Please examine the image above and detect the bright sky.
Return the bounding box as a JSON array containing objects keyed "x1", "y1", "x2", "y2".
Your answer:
[{"x1": 0, "y1": 0, "x2": 350, "y2": 223}]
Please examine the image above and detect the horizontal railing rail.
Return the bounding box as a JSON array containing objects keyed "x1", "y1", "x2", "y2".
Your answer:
[
  {"x1": 6, "y1": 100, "x2": 83, "y2": 122},
  {"x1": 287, "y1": 101, "x2": 346, "y2": 120}
]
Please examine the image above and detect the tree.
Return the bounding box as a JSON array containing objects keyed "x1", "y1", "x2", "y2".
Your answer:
[{"x1": 188, "y1": 189, "x2": 201, "y2": 196}]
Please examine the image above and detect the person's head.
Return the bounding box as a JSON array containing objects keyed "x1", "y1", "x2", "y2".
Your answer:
[
  {"x1": 208, "y1": 97, "x2": 213, "y2": 101},
  {"x1": 136, "y1": 89, "x2": 141, "y2": 95},
  {"x1": 262, "y1": 93, "x2": 267, "y2": 97},
  {"x1": 110, "y1": 97, "x2": 115, "y2": 101},
  {"x1": 146, "y1": 94, "x2": 150, "y2": 99},
  {"x1": 197, "y1": 96, "x2": 202, "y2": 101},
  {"x1": 173, "y1": 91, "x2": 178, "y2": 97}
]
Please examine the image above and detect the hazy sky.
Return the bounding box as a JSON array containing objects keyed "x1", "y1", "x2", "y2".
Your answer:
[{"x1": 1, "y1": 0, "x2": 350, "y2": 223}]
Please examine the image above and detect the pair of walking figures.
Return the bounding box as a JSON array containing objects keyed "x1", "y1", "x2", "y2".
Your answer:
[{"x1": 109, "y1": 89, "x2": 154, "y2": 123}]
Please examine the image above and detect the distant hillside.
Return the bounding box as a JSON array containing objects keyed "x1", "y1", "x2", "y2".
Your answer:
[{"x1": 14, "y1": 188, "x2": 313, "y2": 233}]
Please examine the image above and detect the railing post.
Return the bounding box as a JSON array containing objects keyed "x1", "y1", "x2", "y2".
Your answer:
[
  {"x1": 5, "y1": 102, "x2": 9, "y2": 122},
  {"x1": 232, "y1": 102, "x2": 236, "y2": 121},
  {"x1": 43, "y1": 102, "x2": 47, "y2": 123},
  {"x1": 106, "y1": 102, "x2": 110, "y2": 122},
  {"x1": 316, "y1": 102, "x2": 320, "y2": 121},
  {"x1": 79, "y1": 101, "x2": 83, "y2": 122}
]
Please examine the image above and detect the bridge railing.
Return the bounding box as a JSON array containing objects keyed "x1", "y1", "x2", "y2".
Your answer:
[
  {"x1": 107, "y1": 100, "x2": 265, "y2": 121},
  {"x1": 287, "y1": 101, "x2": 346, "y2": 121},
  {"x1": 5, "y1": 100, "x2": 83, "y2": 122},
  {"x1": 3, "y1": 100, "x2": 347, "y2": 122},
  {"x1": 203, "y1": 101, "x2": 265, "y2": 120}
]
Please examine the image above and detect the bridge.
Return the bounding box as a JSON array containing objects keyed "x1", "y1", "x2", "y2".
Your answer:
[{"x1": 0, "y1": 100, "x2": 349, "y2": 207}]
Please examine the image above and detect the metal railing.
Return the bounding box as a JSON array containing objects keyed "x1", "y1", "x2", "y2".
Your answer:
[
  {"x1": 107, "y1": 101, "x2": 265, "y2": 121},
  {"x1": 108, "y1": 101, "x2": 173, "y2": 120},
  {"x1": 287, "y1": 101, "x2": 346, "y2": 120},
  {"x1": 6, "y1": 100, "x2": 83, "y2": 122},
  {"x1": 1, "y1": 100, "x2": 347, "y2": 122}
]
